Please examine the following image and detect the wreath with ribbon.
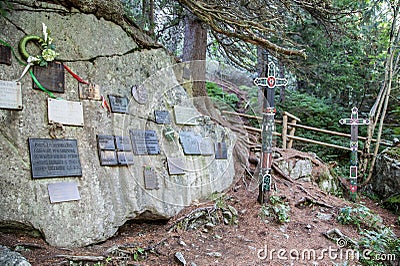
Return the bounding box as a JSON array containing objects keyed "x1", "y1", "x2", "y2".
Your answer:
[{"x1": 18, "y1": 23, "x2": 59, "y2": 66}]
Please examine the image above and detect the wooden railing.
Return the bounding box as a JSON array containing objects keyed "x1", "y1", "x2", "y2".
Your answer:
[{"x1": 222, "y1": 111, "x2": 392, "y2": 151}]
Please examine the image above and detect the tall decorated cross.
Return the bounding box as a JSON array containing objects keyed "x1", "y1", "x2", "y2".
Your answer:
[
  {"x1": 253, "y1": 61, "x2": 288, "y2": 204},
  {"x1": 339, "y1": 107, "x2": 370, "y2": 201}
]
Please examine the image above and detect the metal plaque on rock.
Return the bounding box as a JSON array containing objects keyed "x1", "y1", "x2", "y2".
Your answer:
[
  {"x1": 108, "y1": 95, "x2": 129, "y2": 114},
  {"x1": 48, "y1": 182, "x2": 81, "y2": 203},
  {"x1": 48, "y1": 98, "x2": 84, "y2": 126},
  {"x1": 131, "y1": 84, "x2": 148, "y2": 104},
  {"x1": 33, "y1": 62, "x2": 65, "y2": 93},
  {"x1": 199, "y1": 138, "x2": 214, "y2": 156},
  {"x1": 144, "y1": 167, "x2": 159, "y2": 190},
  {"x1": 115, "y1": 136, "x2": 132, "y2": 151},
  {"x1": 130, "y1": 130, "x2": 147, "y2": 155},
  {"x1": 167, "y1": 157, "x2": 186, "y2": 175},
  {"x1": 155, "y1": 110, "x2": 171, "y2": 124},
  {"x1": 145, "y1": 130, "x2": 160, "y2": 155},
  {"x1": 174, "y1": 106, "x2": 200, "y2": 125},
  {"x1": 117, "y1": 151, "x2": 134, "y2": 165},
  {"x1": 179, "y1": 131, "x2": 201, "y2": 155},
  {"x1": 97, "y1": 135, "x2": 116, "y2": 150},
  {"x1": 215, "y1": 142, "x2": 228, "y2": 159},
  {"x1": 99, "y1": 150, "x2": 118, "y2": 166},
  {"x1": 0, "y1": 80, "x2": 22, "y2": 110},
  {"x1": 79, "y1": 83, "x2": 101, "y2": 100},
  {"x1": 29, "y1": 138, "x2": 82, "y2": 178},
  {"x1": 0, "y1": 45, "x2": 12, "y2": 65}
]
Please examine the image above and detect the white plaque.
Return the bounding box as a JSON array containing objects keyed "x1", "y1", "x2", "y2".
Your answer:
[
  {"x1": 174, "y1": 106, "x2": 201, "y2": 125},
  {"x1": 0, "y1": 80, "x2": 22, "y2": 110},
  {"x1": 48, "y1": 98, "x2": 84, "y2": 126},
  {"x1": 48, "y1": 182, "x2": 81, "y2": 203}
]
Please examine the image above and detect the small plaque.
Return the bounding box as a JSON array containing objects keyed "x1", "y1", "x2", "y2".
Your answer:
[
  {"x1": 99, "y1": 150, "x2": 118, "y2": 166},
  {"x1": 0, "y1": 80, "x2": 22, "y2": 110},
  {"x1": 48, "y1": 98, "x2": 84, "y2": 126},
  {"x1": 108, "y1": 95, "x2": 129, "y2": 114},
  {"x1": 179, "y1": 131, "x2": 201, "y2": 155},
  {"x1": 29, "y1": 138, "x2": 82, "y2": 178},
  {"x1": 0, "y1": 45, "x2": 12, "y2": 65},
  {"x1": 130, "y1": 130, "x2": 160, "y2": 155},
  {"x1": 97, "y1": 135, "x2": 116, "y2": 150},
  {"x1": 199, "y1": 138, "x2": 214, "y2": 155},
  {"x1": 182, "y1": 67, "x2": 191, "y2": 80},
  {"x1": 48, "y1": 182, "x2": 81, "y2": 203},
  {"x1": 79, "y1": 83, "x2": 101, "y2": 100},
  {"x1": 33, "y1": 62, "x2": 65, "y2": 93},
  {"x1": 144, "y1": 167, "x2": 159, "y2": 190},
  {"x1": 115, "y1": 136, "x2": 132, "y2": 151},
  {"x1": 155, "y1": 110, "x2": 171, "y2": 124},
  {"x1": 131, "y1": 84, "x2": 148, "y2": 104},
  {"x1": 215, "y1": 142, "x2": 228, "y2": 159},
  {"x1": 117, "y1": 151, "x2": 134, "y2": 165},
  {"x1": 167, "y1": 157, "x2": 186, "y2": 175},
  {"x1": 174, "y1": 106, "x2": 200, "y2": 125}
]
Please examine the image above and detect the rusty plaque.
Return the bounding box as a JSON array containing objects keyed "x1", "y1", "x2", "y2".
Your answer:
[
  {"x1": 48, "y1": 182, "x2": 81, "y2": 203},
  {"x1": 33, "y1": 62, "x2": 65, "y2": 93},
  {"x1": 79, "y1": 83, "x2": 101, "y2": 100},
  {"x1": 0, "y1": 80, "x2": 22, "y2": 110},
  {"x1": 144, "y1": 167, "x2": 159, "y2": 190},
  {"x1": 0, "y1": 45, "x2": 12, "y2": 65}
]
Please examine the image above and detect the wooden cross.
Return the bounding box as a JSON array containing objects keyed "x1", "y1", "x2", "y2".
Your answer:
[
  {"x1": 339, "y1": 107, "x2": 370, "y2": 201},
  {"x1": 253, "y1": 61, "x2": 288, "y2": 204}
]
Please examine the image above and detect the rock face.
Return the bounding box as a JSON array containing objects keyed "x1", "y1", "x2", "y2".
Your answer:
[
  {"x1": 372, "y1": 147, "x2": 400, "y2": 199},
  {"x1": 0, "y1": 1, "x2": 240, "y2": 247}
]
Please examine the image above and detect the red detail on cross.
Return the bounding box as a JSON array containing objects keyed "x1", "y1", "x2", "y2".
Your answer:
[
  {"x1": 350, "y1": 185, "x2": 357, "y2": 193},
  {"x1": 267, "y1": 76, "x2": 276, "y2": 88}
]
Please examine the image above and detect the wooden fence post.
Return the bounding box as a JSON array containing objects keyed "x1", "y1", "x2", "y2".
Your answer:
[
  {"x1": 282, "y1": 114, "x2": 288, "y2": 149},
  {"x1": 283, "y1": 111, "x2": 301, "y2": 149}
]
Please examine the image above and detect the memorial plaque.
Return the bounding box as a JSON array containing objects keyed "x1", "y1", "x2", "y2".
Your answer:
[
  {"x1": 131, "y1": 84, "x2": 148, "y2": 104},
  {"x1": 115, "y1": 136, "x2": 132, "y2": 151},
  {"x1": 48, "y1": 98, "x2": 84, "y2": 126},
  {"x1": 145, "y1": 130, "x2": 160, "y2": 155},
  {"x1": 130, "y1": 130, "x2": 147, "y2": 155},
  {"x1": 182, "y1": 66, "x2": 191, "y2": 80},
  {"x1": 179, "y1": 131, "x2": 201, "y2": 155},
  {"x1": 79, "y1": 83, "x2": 101, "y2": 100},
  {"x1": 174, "y1": 106, "x2": 200, "y2": 125},
  {"x1": 144, "y1": 167, "x2": 159, "y2": 190},
  {"x1": 108, "y1": 95, "x2": 129, "y2": 114},
  {"x1": 48, "y1": 182, "x2": 81, "y2": 203},
  {"x1": 199, "y1": 138, "x2": 214, "y2": 156},
  {"x1": 28, "y1": 138, "x2": 82, "y2": 178},
  {"x1": 33, "y1": 62, "x2": 65, "y2": 93},
  {"x1": 117, "y1": 151, "x2": 134, "y2": 165},
  {"x1": 215, "y1": 142, "x2": 228, "y2": 159},
  {"x1": 0, "y1": 80, "x2": 22, "y2": 110},
  {"x1": 167, "y1": 157, "x2": 186, "y2": 175},
  {"x1": 0, "y1": 45, "x2": 12, "y2": 65},
  {"x1": 155, "y1": 110, "x2": 171, "y2": 124},
  {"x1": 97, "y1": 135, "x2": 116, "y2": 150},
  {"x1": 99, "y1": 150, "x2": 118, "y2": 166}
]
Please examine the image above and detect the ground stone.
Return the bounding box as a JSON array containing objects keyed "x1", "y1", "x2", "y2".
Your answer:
[{"x1": 0, "y1": 245, "x2": 31, "y2": 266}]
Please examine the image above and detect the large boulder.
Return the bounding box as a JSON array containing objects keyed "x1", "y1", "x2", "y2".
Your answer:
[
  {"x1": 372, "y1": 147, "x2": 400, "y2": 199},
  {"x1": 0, "y1": 1, "x2": 242, "y2": 247},
  {"x1": 0, "y1": 245, "x2": 31, "y2": 266}
]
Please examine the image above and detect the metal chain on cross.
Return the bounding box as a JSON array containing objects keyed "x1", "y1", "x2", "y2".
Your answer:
[
  {"x1": 339, "y1": 107, "x2": 370, "y2": 202},
  {"x1": 253, "y1": 61, "x2": 288, "y2": 204}
]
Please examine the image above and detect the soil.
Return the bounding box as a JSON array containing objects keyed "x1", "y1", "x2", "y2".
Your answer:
[{"x1": 1, "y1": 170, "x2": 399, "y2": 266}]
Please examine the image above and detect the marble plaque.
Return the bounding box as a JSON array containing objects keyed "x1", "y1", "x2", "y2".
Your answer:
[
  {"x1": 215, "y1": 142, "x2": 228, "y2": 159},
  {"x1": 29, "y1": 138, "x2": 82, "y2": 178},
  {"x1": 0, "y1": 45, "x2": 12, "y2": 65},
  {"x1": 79, "y1": 83, "x2": 101, "y2": 100},
  {"x1": 131, "y1": 84, "x2": 148, "y2": 104},
  {"x1": 144, "y1": 167, "x2": 159, "y2": 190},
  {"x1": 97, "y1": 135, "x2": 116, "y2": 150},
  {"x1": 115, "y1": 136, "x2": 132, "y2": 151},
  {"x1": 0, "y1": 80, "x2": 22, "y2": 110},
  {"x1": 130, "y1": 130, "x2": 147, "y2": 155},
  {"x1": 155, "y1": 110, "x2": 171, "y2": 124},
  {"x1": 179, "y1": 131, "x2": 201, "y2": 155},
  {"x1": 117, "y1": 151, "x2": 134, "y2": 165},
  {"x1": 167, "y1": 157, "x2": 186, "y2": 175},
  {"x1": 33, "y1": 62, "x2": 65, "y2": 93},
  {"x1": 48, "y1": 182, "x2": 81, "y2": 203},
  {"x1": 145, "y1": 130, "x2": 160, "y2": 155},
  {"x1": 108, "y1": 95, "x2": 129, "y2": 114},
  {"x1": 174, "y1": 106, "x2": 200, "y2": 125},
  {"x1": 199, "y1": 138, "x2": 214, "y2": 155},
  {"x1": 48, "y1": 98, "x2": 84, "y2": 126},
  {"x1": 99, "y1": 150, "x2": 118, "y2": 166}
]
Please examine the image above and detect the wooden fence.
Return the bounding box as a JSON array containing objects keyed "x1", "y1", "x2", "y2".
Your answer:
[{"x1": 222, "y1": 111, "x2": 392, "y2": 151}]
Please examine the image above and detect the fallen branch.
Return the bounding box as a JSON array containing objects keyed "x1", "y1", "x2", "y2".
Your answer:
[
  {"x1": 295, "y1": 196, "x2": 333, "y2": 209},
  {"x1": 272, "y1": 163, "x2": 294, "y2": 183},
  {"x1": 54, "y1": 255, "x2": 105, "y2": 262}
]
